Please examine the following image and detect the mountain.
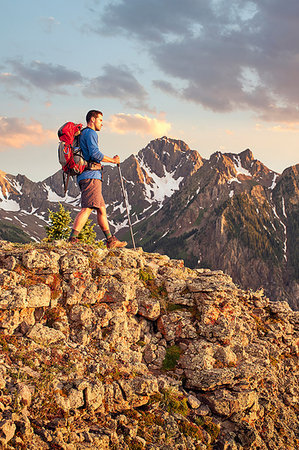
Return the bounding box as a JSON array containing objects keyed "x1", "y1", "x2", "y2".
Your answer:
[
  {"x1": 0, "y1": 137, "x2": 202, "y2": 239},
  {"x1": 0, "y1": 241, "x2": 298, "y2": 449},
  {"x1": 0, "y1": 138, "x2": 298, "y2": 309},
  {"x1": 135, "y1": 149, "x2": 299, "y2": 310}
]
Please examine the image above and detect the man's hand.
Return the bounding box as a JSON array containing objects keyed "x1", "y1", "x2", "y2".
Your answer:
[{"x1": 113, "y1": 155, "x2": 120, "y2": 165}]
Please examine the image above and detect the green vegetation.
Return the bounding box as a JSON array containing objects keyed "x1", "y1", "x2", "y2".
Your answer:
[
  {"x1": 77, "y1": 218, "x2": 97, "y2": 244},
  {"x1": 162, "y1": 345, "x2": 182, "y2": 371},
  {"x1": 0, "y1": 220, "x2": 32, "y2": 243},
  {"x1": 150, "y1": 389, "x2": 190, "y2": 417},
  {"x1": 45, "y1": 203, "x2": 72, "y2": 241},
  {"x1": 45, "y1": 203, "x2": 97, "y2": 244},
  {"x1": 194, "y1": 416, "x2": 220, "y2": 443},
  {"x1": 139, "y1": 268, "x2": 155, "y2": 283},
  {"x1": 139, "y1": 268, "x2": 168, "y2": 301},
  {"x1": 224, "y1": 193, "x2": 284, "y2": 263}
]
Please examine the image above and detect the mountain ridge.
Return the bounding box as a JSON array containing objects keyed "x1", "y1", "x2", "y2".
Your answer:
[{"x1": 0, "y1": 137, "x2": 298, "y2": 309}]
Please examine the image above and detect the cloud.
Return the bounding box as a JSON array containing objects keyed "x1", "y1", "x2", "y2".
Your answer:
[
  {"x1": 96, "y1": 0, "x2": 213, "y2": 42},
  {"x1": 270, "y1": 124, "x2": 299, "y2": 133},
  {"x1": 3, "y1": 59, "x2": 83, "y2": 94},
  {"x1": 96, "y1": 0, "x2": 299, "y2": 123},
  {"x1": 0, "y1": 72, "x2": 29, "y2": 100},
  {"x1": 107, "y1": 113, "x2": 171, "y2": 136},
  {"x1": 0, "y1": 117, "x2": 56, "y2": 149},
  {"x1": 153, "y1": 80, "x2": 177, "y2": 95},
  {"x1": 39, "y1": 16, "x2": 60, "y2": 33},
  {"x1": 82, "y1": 64, "x2": 149, "y2": 110}
]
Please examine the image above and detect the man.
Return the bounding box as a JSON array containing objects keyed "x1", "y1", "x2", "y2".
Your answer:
[{"x1": 69, "y1": 110, "x2": 127, "y2": 249}]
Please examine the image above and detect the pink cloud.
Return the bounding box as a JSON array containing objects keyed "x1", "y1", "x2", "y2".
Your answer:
[
  {"x1": 107, "y1": 113, "x2": 171, "y2": 136},
  {"x1": 0, "y1": 117, "x2": 56, "y2": 149}
]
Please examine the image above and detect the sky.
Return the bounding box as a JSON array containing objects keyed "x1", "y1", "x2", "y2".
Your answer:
[{"x1": 0, "y1": 0, "x2": 299, "y2": 181}]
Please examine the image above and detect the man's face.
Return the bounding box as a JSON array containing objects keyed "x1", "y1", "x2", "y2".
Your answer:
[{"x1": 94, "y1": 114, "x2": 103, "y2": 131}]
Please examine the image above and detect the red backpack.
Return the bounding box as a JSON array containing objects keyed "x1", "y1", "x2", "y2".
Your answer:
[
  {"x1": 58, "y1": 122, "x2": 87, "y2": 176},
  {"x1": 58, "y1": 122, "x2": 89, "y2": 194}
]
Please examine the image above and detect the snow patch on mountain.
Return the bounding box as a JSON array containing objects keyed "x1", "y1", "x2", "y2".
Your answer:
[
  {"x1": 136, "y1": 155, "x2": 183, "y2": 207},
  {"x1": 228, "y1": 177, "x2": 241, "y2": 185},
  {"x1": 232, "y1": 156, "x2": 252, "y2": 177},
  {"x1": 11, "y1": 179, "x2": 22, "y2": 194},
  {"x1": 272, "y1": 204, "x2": 287, "y2": 261},
  {"x1": 270, "y1": 173, "x2": 279, "y2": 190},
  {"x1": 0, "y1": 190, "x2": 20, "y2": 212},
  {"x1": 43, "y1": 184, "x2": 80, "y2": 204}
]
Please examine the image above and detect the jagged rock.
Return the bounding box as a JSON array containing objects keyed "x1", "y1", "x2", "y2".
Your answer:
[
  {"x1": 187, "y1": 272, "x2": 236, "y2": 293},
  {"x1": 205, "y1": 389, "x2": 258, "y2": 417},
  {"x1": 0, "y1": 242, "x2": 297, "y2": 450},
  {"x1": 137, "y1": 289, "x2": 161, "y2": 320},
  {"x1": 187, "y1": 394, "x2": 201, "y2": 409},
  {"x1": 27, "y1": 323, "x2": 65, "y2": 345},
  {"x1": 27, "y1": 284, "x2": 51, "y2": 308},
  {"x1": 0, "y1": 286, "x2": 27, "y2": 309},
  {"x1": 22, "y1": 249, "x2": 60, "y2": 273},
  {"x1": 157, "y1": 311, "x2": 198, "y2": 341},
  {"x1": 17, "y1": 383, "x2": 32, "y2": 407},
  {"x1": 0, "y1": 419, "x2": 16, "y2": 444},
  {"x1": 186, "y1": 368, "x2": 236, "y2": 391}
]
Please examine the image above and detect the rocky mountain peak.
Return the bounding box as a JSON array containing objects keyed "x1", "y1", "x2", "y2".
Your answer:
[
  {"x1": 0, "y1": 241, "x2": 298, "y2": 449},
  {"x1": 0, "y1": 171, "x2": 22, "y2": 198},
  {"x1": 239, "y1": 148, "x2": 254, "y2": 163},
  {"x1": 137, "y1": 137, "x2": 203, "y2": 179},
  {"x1": 208, "y1": 149, "x2": 275, "y2": 187},
  {"x1": 280, "y1": 163, "x2": 299, "y2": 185}
]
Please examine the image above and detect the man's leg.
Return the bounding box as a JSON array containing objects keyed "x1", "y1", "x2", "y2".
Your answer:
[
  {"x1": 69, "y1": 208, "x2": 93, "y2": 240},
  {"x1": 97, "y1": 206, "x2": 127, "y2": 248},
  {"x1": 97, "y1": 206, "x2": 112, "y2": 239}
]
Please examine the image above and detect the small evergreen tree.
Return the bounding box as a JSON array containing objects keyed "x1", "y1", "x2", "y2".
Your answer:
[
  {"x1": 78, "y1": 219, "x2": 97, "y2": 244},
  {"x1": 45, "y1": 204, "x2": 71, "y2": 241},
  {"x1": 45, "y1": 204, "x2": 101, "y2": 245}
]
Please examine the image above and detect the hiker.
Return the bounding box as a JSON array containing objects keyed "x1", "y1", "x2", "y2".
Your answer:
[{"x1": 69, "y1": 109, "x2": 127, "y2": 249}]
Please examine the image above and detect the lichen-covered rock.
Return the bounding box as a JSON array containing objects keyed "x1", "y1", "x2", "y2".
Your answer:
[
  {"x1": 0, "y1": 241, "x2": 297, "y2": 450},
  {"x1": 0, "y1": 286, "x2": 27, "y2": 309},
  {"x1": 137, "y1": 289, "x2": 161, "y2": 320},
  {"x1": 0, "y1": 419, "x2": 16, "y2": 445},
  {"x1": 157, "y1": 311, "x2": 198, "y2": 341},
  {"x1": 27, "y1": 323, "x2": 65, "y2": 345},
  {"x1": 22, "y1": 249, "x2": 60, "y2": 273},
  {"x1": 27, "y1": 284, "x2": 51, "y2": 308}
]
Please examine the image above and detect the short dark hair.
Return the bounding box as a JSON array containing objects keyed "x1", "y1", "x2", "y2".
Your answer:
[{"x1": 86, "y1": 110, "x2": 103, "y2": 123}]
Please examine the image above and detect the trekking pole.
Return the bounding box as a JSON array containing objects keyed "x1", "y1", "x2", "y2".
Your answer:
[{"x1": 117, "y1": 164, "x2": 136, "y2": 250}]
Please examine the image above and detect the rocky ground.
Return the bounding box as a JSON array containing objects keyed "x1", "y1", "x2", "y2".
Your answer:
[{"x1": 0, "y1": 240, "x2": 298, "y2": 449}]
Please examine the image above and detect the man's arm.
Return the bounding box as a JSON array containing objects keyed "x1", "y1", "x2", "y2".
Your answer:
[
  {"x1": 101, "y1": 155, "x2": 120, "y2": 164},
  {"x1": 89, "y1": 155, "x2": 120, "y2": 170}
]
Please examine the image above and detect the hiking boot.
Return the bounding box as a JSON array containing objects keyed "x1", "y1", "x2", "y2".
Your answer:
[
  {"x1": 69, "y1": 237, "x2": 80, "y2": 243},
  {"x1": 106, "y1": 235, "x2": 127, "y2": 249}
]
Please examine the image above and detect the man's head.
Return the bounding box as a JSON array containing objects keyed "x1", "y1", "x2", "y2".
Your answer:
[{"x1": 86, "y1": 110, "x2": 103, "y2": 131}]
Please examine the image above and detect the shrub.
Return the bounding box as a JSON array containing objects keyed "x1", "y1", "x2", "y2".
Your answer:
[
  {"x1": 45, "y1": 204, "x2": 71, "y2": 241},
  {"x1": 45, "y1": 204, "x2": 98, "y2": 244}
]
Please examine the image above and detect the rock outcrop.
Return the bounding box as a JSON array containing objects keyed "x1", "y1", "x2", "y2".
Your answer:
[
  {"x1": 0, "y1": 240, "x2": 298, "y2": 449},
  {"x1": 1, "y1": 140, "x2": 298, "y2": 310}
]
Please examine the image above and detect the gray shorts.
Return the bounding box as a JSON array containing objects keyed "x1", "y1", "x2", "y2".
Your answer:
[{"x1": 79, "y1": 179, "x2": 105, "y2": 209}]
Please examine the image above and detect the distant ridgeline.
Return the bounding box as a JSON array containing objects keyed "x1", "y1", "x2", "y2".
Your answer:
[
  {"x1": 0, "y1": 220, "x2": 32, "y2": 244},
  {"x1": 0, "y1": 137, "x2": 298, "y2": 309}
]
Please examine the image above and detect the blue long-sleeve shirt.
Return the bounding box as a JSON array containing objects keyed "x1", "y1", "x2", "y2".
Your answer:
[{"x1": 77, "y1": 128, "x2": 104, "y2": 182}]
